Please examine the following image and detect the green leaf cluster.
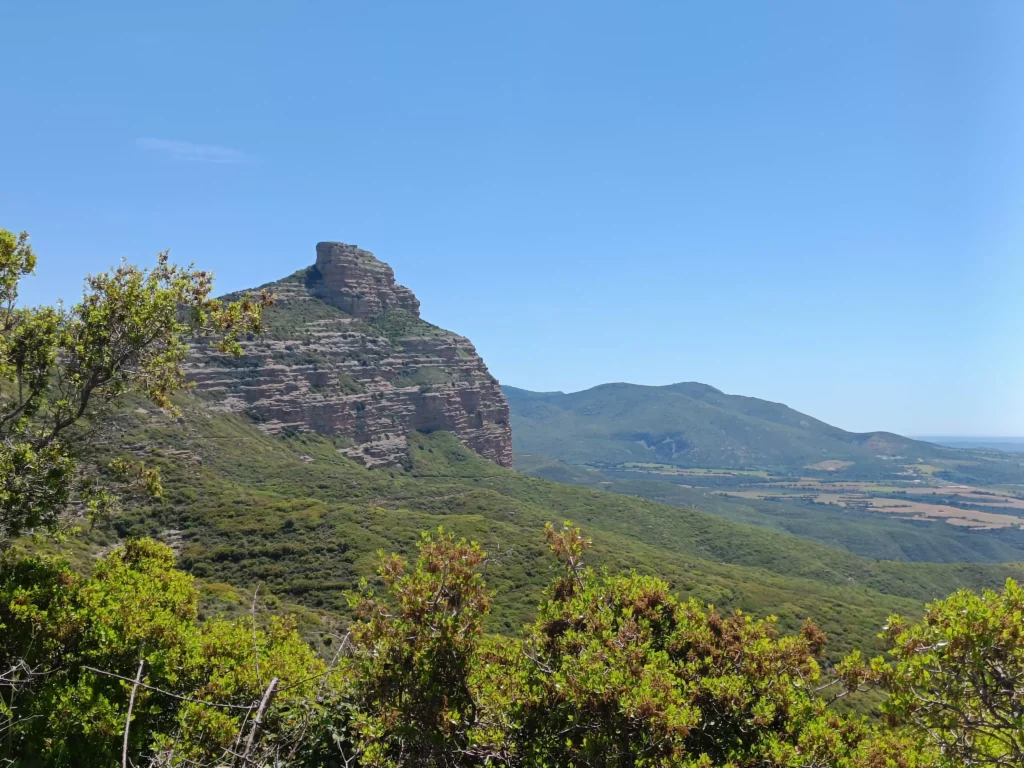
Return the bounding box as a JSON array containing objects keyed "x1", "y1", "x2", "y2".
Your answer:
[
  {"x1": 0, "y1": 539, "x2": 330, "y2": 766},
  {"x1": 0, "y1": 229, "x2": 269, "y2": 542},
  {"x1": 327, "y1": 525, "x2": 937, "y2": 768},
  {"x1": 847, "y1": 579, "x2": 1024, "y2": 766}
]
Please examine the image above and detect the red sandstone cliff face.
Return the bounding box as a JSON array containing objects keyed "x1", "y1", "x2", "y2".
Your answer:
[
  {"x1": 310, "y1": 242, "x2": 421, "y2": 317},
  {"x1": 187, "y1": 243, "x2": 514, "y2": 469}
]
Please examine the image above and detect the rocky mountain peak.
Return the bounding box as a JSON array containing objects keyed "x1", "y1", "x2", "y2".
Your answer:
[
  {"x1": 187, "y1": 242, "x2": 513, "y2": 469},
  {"x1": 311, "y1": 242, "x2": 420, "y2": 318}
]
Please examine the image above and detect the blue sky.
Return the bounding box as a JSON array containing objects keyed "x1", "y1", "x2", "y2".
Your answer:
[{"x1": 3, "y1": 1, "x2": 1022, "y2": 435}]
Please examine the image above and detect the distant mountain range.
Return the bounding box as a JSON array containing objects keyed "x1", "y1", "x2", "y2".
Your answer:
[
  {"x1": 505, "y1": 382, "x2": 1024, "y2": 483},
  {"x1": 919, "y1": 437, "x2": 1024, "y2": 454}
]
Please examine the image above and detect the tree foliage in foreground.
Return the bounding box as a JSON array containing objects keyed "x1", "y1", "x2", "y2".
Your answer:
[
  {"x1": 1, "y1": 528, "x2": 947, "y2": 768},
  {"x1": 0, "y1": 229, "x2": 269, "y2": 542},
  {"x1": 841, "y1": 579, "x2": 1024, "y2": 767},
  {"x1": 0, "y1": 539, "x2": 332, "y2": 767}
]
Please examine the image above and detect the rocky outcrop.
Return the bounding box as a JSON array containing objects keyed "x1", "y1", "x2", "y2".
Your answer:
[
  {"x1": 187, "y1": 242, "x2": 514, "y2": 469},
  {"x1": 310, "y1": 242, "x2": 420, "y2": 318}
]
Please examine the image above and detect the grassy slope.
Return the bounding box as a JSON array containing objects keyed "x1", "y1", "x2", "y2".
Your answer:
[{"x1": 98, "y1": 401, "x2": 1024, "y2": 662}]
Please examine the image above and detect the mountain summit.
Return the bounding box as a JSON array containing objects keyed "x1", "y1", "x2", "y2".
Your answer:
[
  {"x1": 187, "y1": 242, "x2": 513, "y2": 468},
  {"x1": 310, "y1": 242, "x2": 421, "y2": 317}
]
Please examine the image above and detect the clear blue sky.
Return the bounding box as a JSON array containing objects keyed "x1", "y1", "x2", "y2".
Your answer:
[{"x1": 3, "y1": 1, "x2": 1022, "y2": 435}]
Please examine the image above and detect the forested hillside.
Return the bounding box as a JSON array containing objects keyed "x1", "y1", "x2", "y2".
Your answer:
[
  {"x1": 508, "y1": 384, "x2": 1024, "y2": 565},
  {"x1": 506, "y1": 383, "x2": 1024, "y2": 483},
  {"x1": 86, "y1": 397, "x2": 1024, "y2": 661}
]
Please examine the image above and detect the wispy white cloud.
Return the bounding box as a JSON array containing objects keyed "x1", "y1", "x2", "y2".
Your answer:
[{"x1": 137, "y1": 138, "x2": 249, "y2": 164}]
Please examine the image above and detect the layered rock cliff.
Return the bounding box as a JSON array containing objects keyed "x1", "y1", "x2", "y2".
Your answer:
[
  {"x1": 187, "y1": 242, "x2": 514, "y2": 469},
  {"x1": 309, "y1": 242, "x2": 421, "y2": 317}
]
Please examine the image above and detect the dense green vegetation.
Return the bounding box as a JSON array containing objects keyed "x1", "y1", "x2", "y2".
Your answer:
[
  {"x1": 5, "y1": 528, "x2": 1023, "y2": 766},
  {"x1": 0, "y1": 539, "x2": 329, "y2": 766},
  {"x1": 94, "y1": 401, "x2": 1024, "y2": 663},
  {"x1": 867, "y1": 578, "x2": 1024, "y2": 765},
  {"x1": 505, "y1": 383, "x2": 1024, "y2": 484},
  {"x1": 0, "y1": 229, "x2": 267, "y2": 544}
]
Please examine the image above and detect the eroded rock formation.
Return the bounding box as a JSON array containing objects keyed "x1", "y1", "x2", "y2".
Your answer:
[
  {"x1": 187, "y1": 243, "x2": 513, "y2": 468},
  {"x1": 310, "y1": 242, "x2": 420, "y2": 317}
]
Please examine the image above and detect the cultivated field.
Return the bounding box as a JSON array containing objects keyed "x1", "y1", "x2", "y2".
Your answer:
[{"x1": 713, "y1": 481, "x2": 1024, "y2": 530}]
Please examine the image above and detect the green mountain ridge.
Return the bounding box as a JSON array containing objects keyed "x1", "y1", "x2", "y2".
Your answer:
[
  {"x1": 505, "y1": 382, "x2": 1024, "y2": 565},
  {"x1": 505, "y1": 382, "x2": 1024, "y2": 482}
]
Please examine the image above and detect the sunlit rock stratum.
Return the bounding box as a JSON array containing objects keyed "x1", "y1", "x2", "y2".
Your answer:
[{"x1": 187, "y1": 242, "x2": 513, "y2": 468}]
